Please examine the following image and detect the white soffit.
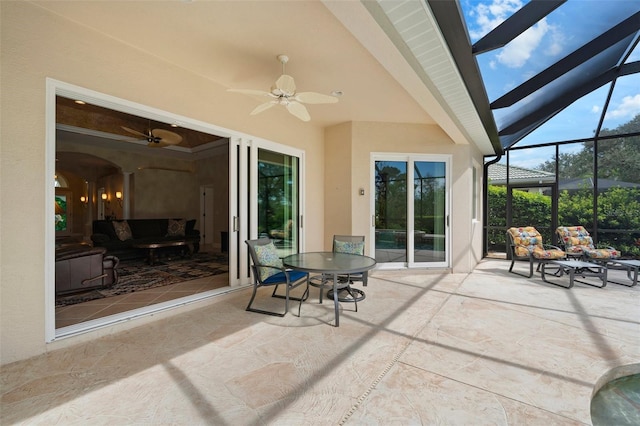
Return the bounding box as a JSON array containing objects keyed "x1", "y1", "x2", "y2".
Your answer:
[{"x1": 325, "y1": 0, "x2": 494, "y2": 154}]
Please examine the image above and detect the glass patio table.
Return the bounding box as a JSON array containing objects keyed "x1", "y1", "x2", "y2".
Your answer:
[{"x1": 283, "y1": 252, "x2": 376, "y2": 327}]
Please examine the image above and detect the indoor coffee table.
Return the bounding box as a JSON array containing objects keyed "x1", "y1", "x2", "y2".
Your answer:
[
  {"x1": 133, "y1": 240, "x2": 192, "y2": 265},
  {"x1": 283, "y1": 251, "x2": 376, "y2": 327},
  {"x1": 605, "y1": 259, "x2": 640, "y2": 287},
  {"x1": 540, "y1": 259, "x2": 607, "y2": 289}
]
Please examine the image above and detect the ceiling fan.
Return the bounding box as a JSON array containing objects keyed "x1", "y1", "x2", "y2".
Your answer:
[
  {"x1": 121, "y1": 123, "x2": 183, "y2": 148},
  {"x1": 228, "y1": 54, "x2": 338, "y2": 122}
]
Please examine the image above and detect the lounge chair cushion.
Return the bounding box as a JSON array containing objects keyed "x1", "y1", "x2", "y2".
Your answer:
[
  {"x1": 585, "y1": 248, "x2": 620, "y2": 259},
  {"x1": 532, "y1": 246, "x2": 566, "y2": 260},
  {"x1": 556, "y1": 226, "x2": 620, "y2": 259},
  {"x1": 508, "y1": 227, "x2": 565, "y2": 259}
]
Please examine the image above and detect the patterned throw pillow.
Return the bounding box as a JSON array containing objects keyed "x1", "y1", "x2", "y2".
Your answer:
[
  {"x1": 167, "y1": 219, "x2": 186, "y2": 237},
  {"x1": 254, "y1": 242, "x2": 283, "y2": 281},
  {"x1": 334, "y1": 240, "x2": 364, "y2": 255},
  {"x1": 112, "y1": 220, "x2": 132, "y2": 241}
]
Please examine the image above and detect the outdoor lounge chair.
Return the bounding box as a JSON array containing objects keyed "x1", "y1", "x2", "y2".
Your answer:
[
  {"x1": 245, "y1": 238, "x2": 309, "y2": 317},
  {"x1": 556, "y1": 226, "x2": 620, "y2": 262},
  {"x1": 507, "y1": 227, "x2": 566, "y2": 277}
]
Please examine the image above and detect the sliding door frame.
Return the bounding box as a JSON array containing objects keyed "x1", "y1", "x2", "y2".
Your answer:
[
  {"x1": 370, "y1": 153, "x2": 451, "y2": 269},
  {"x1": 228, "y1": 137, "x2": 305, "y2": 288},
  {"x1": 46, "y1": 78, "x2": 305, "y2": 342}
]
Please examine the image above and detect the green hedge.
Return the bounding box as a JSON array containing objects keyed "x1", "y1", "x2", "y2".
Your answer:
[
  {"x1": 488, "y1": 185, "x2": 640, "y2": 257},
  {"x1": 559, "y1": 188, "x2": 640, "y2": 257},
  {"x1": 487, "y1": 186, "x2": 552, "y2": 249}
]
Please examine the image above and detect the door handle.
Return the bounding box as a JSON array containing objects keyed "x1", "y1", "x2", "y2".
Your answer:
[{"x1": 233, "y1": 216, "x2": 239, "y2": 232}]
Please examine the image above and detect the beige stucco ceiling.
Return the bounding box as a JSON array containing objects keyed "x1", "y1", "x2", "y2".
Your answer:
[{"x1": 34, "y1": 0, "x2": 494, "y2": 153}]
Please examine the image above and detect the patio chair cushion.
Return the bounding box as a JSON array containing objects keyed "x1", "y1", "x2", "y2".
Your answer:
[
  {"x1": 556, "y1": 226, "x2": 620, "y2": 259},
  {"x1": 254, "y1": 242, "x2": 283, "y2": 281},
  {"x1": 263, "y1": 270, "x2": 308, "y2": 284},
  {"x1": 334, "y1": 240, "x2": 365, "y2": 255}
]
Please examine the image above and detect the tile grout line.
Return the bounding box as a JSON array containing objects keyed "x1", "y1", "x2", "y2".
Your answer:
[
  {"x1": 403, "y1": 364, "x2": 592, "y2": 425},
  {"x1": 338, "y1": 273, "x2": 470, "y2": 425}
]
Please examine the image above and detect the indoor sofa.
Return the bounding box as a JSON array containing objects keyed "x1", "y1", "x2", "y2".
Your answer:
[{"x1": 91, "y1": 218, "x2": 200, "y2": 260}]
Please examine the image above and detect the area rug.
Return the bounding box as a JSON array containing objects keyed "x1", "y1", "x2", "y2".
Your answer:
[{"x1": 55, "y1": 252, "x2": 228, "y2": 307}]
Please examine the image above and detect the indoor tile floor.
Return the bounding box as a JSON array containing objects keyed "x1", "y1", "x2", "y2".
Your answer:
[
  {"x1": 2, "y1": 259, "x2": 639, "y2": 425},
  {"x1": 55, "y1": 273, "x2": 229, "y2": 328}
]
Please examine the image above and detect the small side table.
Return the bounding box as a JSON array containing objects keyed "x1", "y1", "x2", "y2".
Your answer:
[{"x1": 605, "y1": 260, "x2": 640, "y2": 287}]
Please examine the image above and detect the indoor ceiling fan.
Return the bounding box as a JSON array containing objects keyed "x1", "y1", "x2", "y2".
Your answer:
[
  {"x1": 121, "y1": 123, "x2": 183, "y2": 148},
  {"x1": 228, "y1": 54, "x2": 338, "y2": 122}
]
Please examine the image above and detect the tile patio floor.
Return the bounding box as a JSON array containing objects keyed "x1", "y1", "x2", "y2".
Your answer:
[{"x1": 2, "y1": 259, "x2": 639, "y2": 425}]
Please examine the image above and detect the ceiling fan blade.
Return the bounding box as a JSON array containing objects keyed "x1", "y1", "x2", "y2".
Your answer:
[
  {"x1": 147, "y1": 140, "x2": 172, "y2": 148},
  {"x1": 152, "y1": 129, "x2": 182, "y2": 145},
  {"x1": 286, "y1": 101, "x2": 310, "y2": 122},
  {"x1": 250, "y1": 102, "x2": 276, "y2": 116},
  {"x1": 296, "y1": 92, "x2": 339, "y2": 104},
  {"x1": 121, "y1": 126, "x2": 149, "y2": 139},
  {"x1": 274, "y1": 74, "x2": 296, "y2": 96},
  {"x1": 227, "y1": 88, "x2": 273, "y2": 97}
]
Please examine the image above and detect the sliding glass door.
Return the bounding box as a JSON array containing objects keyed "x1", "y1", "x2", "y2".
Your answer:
[
  {"x1": 230, "y1": 140, "x2": 304, "y2": 287},
  {"x1": 257, "y1": 149, "x2": 299, "y2": 258},
  {"x1": 373, "y1": 155, "x2": 449, "y2": 268}
]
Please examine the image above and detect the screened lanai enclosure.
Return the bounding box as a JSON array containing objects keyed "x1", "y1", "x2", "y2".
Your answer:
[{"x1": 430, "y1": 0, "x2": 640, "y2": 259}]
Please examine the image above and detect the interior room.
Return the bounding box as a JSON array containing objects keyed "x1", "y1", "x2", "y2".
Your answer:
[{"x1": 54, "y1": 96, "x2": 231, "y2": 327}]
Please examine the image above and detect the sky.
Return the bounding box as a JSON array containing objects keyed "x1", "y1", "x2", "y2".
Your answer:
[{"x1": 459, "y1": 0, "x2": 640, "y2": 169}]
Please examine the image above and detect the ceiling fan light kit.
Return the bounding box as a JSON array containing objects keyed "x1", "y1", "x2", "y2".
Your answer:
[{"x1": 228, "y1": 54, "x2": 338, "y2": 122}]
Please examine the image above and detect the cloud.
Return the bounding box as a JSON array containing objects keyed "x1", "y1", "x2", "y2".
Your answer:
[
  {"x1": 591, "y1": 105, "x2": 601, "y2": 114},
  {"x1": 605, "y1": 94, "x2": 640, "y2": 119},
  {"x1": 467, "y1": 0, "x2": 523, "y2": 40},
  {"x1": 545, "y1": 27, "x2": 564, "y2": 56},
  {"x1": 467, "y1": 0, "x2": 564, "y2": 69},
  {"x1": 496, "y1": 19, "x2": 550, "y2": 68}
]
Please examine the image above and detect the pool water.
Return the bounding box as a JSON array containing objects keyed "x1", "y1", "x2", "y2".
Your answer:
[{"x1": 591, "y1": 373, "x2": 640, "y2": 425}]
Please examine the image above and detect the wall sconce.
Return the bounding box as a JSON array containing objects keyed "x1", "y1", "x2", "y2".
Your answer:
[
  {"x1": 101, "y1": 193, "x2": 109, "y2": 205},
  {"x1": 80, "y1": 195, "x2": 89, "y2": 208},
  {"x1": 115, "y1": 191, "x2": 123, "y2": 207}
]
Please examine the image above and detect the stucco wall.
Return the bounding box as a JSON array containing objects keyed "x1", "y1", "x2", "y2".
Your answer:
[
  {"x1": 0, "y1": 2, "x2": 324, "y2": 365},
  {"x1": 324, "y1": 121, "x2": 484, "y2": 273},
  {"x1": 57, "y1": 139, "x2": 202, "y2": 223},
  {"x1": 323, "y1": 122, "x2": 353, "y2": 250}
]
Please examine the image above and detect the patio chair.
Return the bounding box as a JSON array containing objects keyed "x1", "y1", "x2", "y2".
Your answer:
[
  {"x1": 309, "y1": 235, "x2": 367, "y2": 309},
  {"x1": 556, "y1": 226, "x2": 620, "y2": 262},
  {"x1": 333, "y1": 235, "x2": 368, "y2": 287},
  {"x1": 245, "y1": 238, "x2": 309, "y2": 317},
  {"x1": 507, "y1": 227, "x2": 566, "y2": 277}
]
